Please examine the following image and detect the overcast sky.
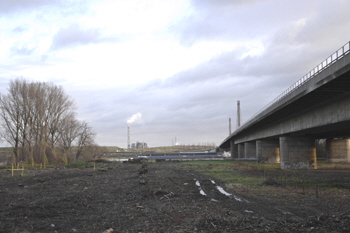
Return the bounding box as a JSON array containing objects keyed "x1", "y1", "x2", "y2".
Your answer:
[{"x1": 1, "y1": 0, "x2": 350, "y2": 148}]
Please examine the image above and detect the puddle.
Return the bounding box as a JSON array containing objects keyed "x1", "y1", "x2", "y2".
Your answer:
[
  {"x1": 210, "y1": 179, "x2": 248, "y2": 202},
  {"x1": 194, "y1": 179, "x2": 207, "y2": 196}
]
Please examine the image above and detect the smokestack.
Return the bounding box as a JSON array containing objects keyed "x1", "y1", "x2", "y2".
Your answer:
[
  {"x1": 127, "y1": 124, "x2": 130, "y2": 149},
  {"x1": 126, "y1": 112, "x2": 142, "y2": 149},
  {"x1": 229, "y1": 118, "x2": 232, "y2": 135},
  {"x1": 236, "y1": 100, "x2": 241, "y2": 129}
]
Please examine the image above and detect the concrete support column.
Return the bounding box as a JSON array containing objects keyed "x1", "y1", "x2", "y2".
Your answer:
[
  {"x1": 244, "y1": 141, "x2": 256, "y2": 158},
  {"x1": 279, "y1": 136, "x2": 317, "y2": 169},
  {"x1": 238, "y1": 144, "x2": 244, "y2": 158},
  {"x1": 326, "y1": 138, "x2": 350, "y2": 162},
  {"x1": 230, "y1": 141, "x2": 238, "y2": 159},
  {"x1": 256, "y1": 139, "x2": 280, "y2": 163}
]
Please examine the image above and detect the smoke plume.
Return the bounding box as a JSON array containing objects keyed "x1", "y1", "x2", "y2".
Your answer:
[{"x1": 127, "y1": 112, "x2": 142, "y2": 125}]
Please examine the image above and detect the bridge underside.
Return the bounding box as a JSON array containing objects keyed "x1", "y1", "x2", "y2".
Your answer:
[{"x1": 220, "y1": 44, "x2": 350, "y2": 169}]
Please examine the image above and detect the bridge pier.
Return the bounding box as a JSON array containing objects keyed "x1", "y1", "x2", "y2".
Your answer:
[
  {"x1": 326, "y1": 138, "x2": 350, "y2": 162},
  {"x1": 244, "y1": 141, "x2": 256, "y2": 158},
  {"x1": 256, "y1": 139, "x2": 280, "y2": 163},
  {"x1": 280, "y1": 136, "x2": 317, "y2": 169},
  {"x1": 230, "y1": 141, "x2": 238, "y2": 159},
  {"x1": 238, "y1": 143, "x2": 245, "y2": 158}
]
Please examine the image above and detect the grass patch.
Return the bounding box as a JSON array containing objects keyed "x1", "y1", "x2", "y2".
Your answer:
[
  {"x1": 177, "y1": 160, "x2": 350, "y2": 191},
  {"x1": 317, "y1": 161, "x2": 350, "y2": 169},
  {"x1": 180, "y1": 160, "x2": 266, "y2": 187}
]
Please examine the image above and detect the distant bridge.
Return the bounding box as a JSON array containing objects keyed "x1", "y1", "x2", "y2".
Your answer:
[{"x1": 219, "y1": 41, "x2": 350, "y2": 169}]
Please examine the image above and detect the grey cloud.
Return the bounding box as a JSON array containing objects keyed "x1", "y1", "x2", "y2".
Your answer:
[
  {"x1": 157, "y1": 45, "x2": 296, "y2": 91},
  {"x1": 296, "y1": 1, "x2": 350, "y2": 54},
  {"x1": 0, "y1": 0, "x2": 62, "y2": 14},
  {"x1": 134, "y1": 76, "x2": 246, "y2": 121},
  {"x1": 146, "y1": 48, "x2": 246, "y2": 89},
  {"x1": 50, "y1": 23, "x2": 121, "y2": 50},
  {"x1": 10, "y1": 43, "x2": 36, "y2": 56},
  {"x1": 190, "y1": 0, "x2": 259, "y2": 8},
  {"x1": 0, "y1": 0, "x2": 87, "y2": 15},
  {"x1": 173, "y1": 0, "x2": 319, "y2": 46},
  {"x1": 51, "y1": 24, "x2": 103, "y2": 50},
  {"x1": 12, "y1": 26, "x2": 27, "y2": 33}
]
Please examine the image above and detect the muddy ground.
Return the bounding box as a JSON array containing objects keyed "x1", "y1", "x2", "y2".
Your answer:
[{"x1": 1, "y1": 161, "x2": 350, "y2": 233}]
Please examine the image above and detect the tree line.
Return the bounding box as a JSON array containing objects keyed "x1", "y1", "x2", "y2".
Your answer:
[{"x1": 0, "y1": 79, "x2": 101, "y2": 166}]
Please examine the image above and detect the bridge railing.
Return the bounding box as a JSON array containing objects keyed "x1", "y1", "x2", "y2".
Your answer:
[{"x1": 239, "y1": 41, "x2": 350, "y2": 132}]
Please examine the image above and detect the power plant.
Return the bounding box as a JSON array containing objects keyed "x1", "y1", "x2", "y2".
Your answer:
[
  {"x1": 127, "y1": 123, "x2": 148, "y2": 149},
  {"x1": 131, "y1": 141, "x2": 148, "y2": 149}
]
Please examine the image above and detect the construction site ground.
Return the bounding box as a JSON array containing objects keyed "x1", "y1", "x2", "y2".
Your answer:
[{"x1": 1, "y1": 160, "x2": 350, "y2": 233}]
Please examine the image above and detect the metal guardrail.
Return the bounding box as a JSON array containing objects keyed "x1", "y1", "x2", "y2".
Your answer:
[{"x1": 239, "y1": 41, "x2": 350, "y2": 131}]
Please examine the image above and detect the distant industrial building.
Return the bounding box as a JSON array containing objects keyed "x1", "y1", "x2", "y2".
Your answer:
[{"x1": 131, "y1": 141, "x2": 148, "y2": 149}]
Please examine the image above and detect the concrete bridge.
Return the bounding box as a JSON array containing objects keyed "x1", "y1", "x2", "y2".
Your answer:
[{"x1": 219, "y1": 41, "x2": 350, "y2": 169}]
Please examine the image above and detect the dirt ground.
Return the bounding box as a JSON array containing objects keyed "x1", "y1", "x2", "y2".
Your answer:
[{"x1": 1, "y1": 161, "x2": 350, "y2": 233}]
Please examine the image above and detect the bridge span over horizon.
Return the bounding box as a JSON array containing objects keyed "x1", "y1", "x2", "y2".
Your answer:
[{"x1": 219, "y1": 41, "x2": 350, "y2": 169}]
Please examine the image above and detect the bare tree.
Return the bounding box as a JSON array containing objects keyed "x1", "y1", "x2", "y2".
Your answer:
[
  {"x1": 57, "y1": 115, "x2": 81, "y2": 163},
  {"x1": 0, "y1": 78, "x2": 96, "y2": 165},
  {"x1": 75, "y1": 121, "x2": 95, "y2": 161},
  {"x1": 0, "y1": 93, "x2": 21, "y2": 166}
]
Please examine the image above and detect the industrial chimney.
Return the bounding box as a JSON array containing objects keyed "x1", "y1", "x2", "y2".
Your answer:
[
  {"x1": 236, "y1": 100, "x2": 241, "y2": 129},
  {"x1": 229, "y1": 118, "x2": 232, "y2": 135},
  {"x1": 127, "y1": 124, "x2": 130, "y2": 149},
  {"x1": 126, "y1": 112, "x2": 142, "y2": 149}
]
